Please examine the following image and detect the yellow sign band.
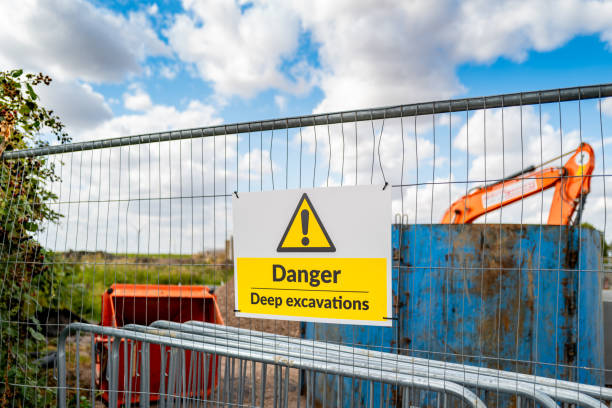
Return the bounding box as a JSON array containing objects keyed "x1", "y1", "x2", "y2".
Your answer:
[{"x1": 236, "y1": 257, "x2": 388, "y2": 322}]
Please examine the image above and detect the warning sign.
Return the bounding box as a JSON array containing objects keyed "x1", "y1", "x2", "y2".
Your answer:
[
  {"x1": 233, "y1": 185, "x2": 391, "y2": 326},
  {"x1": 277, "y1": 193, "x2": 335, "y2": 252}
]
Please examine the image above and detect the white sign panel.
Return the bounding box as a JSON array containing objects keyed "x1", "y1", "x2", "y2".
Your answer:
[{"x1": 233, "y1": 185, "x2": 392, "y2": 326}]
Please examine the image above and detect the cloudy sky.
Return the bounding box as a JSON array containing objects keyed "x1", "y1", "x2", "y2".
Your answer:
[{"x1": 2, "y1": 0, "x2": 612, "y2": 252}]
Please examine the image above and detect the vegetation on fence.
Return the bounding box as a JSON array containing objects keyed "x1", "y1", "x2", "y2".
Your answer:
[{"x1": 0, "y1": 69, "x2": 69, "y2": 407}]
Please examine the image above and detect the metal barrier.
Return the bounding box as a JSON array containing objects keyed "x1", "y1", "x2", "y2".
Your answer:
[
  {"x1": 58, "y1": 320, "x2": 612, "y2": 407},
  {"x1": 145, "y1": 321, "x2": 609, "y2": 408},
  {"x1": 58, "y1": 322, "x2": 489, "y2": 408}
]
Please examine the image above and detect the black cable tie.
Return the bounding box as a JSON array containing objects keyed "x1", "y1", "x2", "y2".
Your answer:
[
  {"x1": 234, "y1": 309, "x2": 241, "y2": 313},
  {"x1": 382, "y1": 181, "x2": 389, "y2": 190},
  {"x1": 233, "y1": 191, "x2": 239, "y2": 198},
  {"x1": 382, "y1": 316, "x2": 397, "y2": 320}
]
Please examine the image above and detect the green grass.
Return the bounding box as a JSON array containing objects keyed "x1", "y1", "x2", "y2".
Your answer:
[
  {"x1": 112, "y1": 253, "x2": 196, "y2": 259},
  {"x1": 56, "y1": 257, "x2": 232, "y2": 322}
]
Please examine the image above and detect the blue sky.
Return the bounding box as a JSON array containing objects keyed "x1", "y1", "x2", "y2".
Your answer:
[
  {"x1": 458, "y1": 35, "x2": 612, "y2": 95},
  {"x1": 1, "y1": 0, "x2": 611, "y2": 251}
]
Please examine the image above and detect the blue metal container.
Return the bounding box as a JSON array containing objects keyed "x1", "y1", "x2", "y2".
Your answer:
[{"x1": 302, "y1": 224, "x2": 604, "y2": 407}]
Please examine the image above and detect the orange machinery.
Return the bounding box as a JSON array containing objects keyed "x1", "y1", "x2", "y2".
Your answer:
[
  {"x1": 96, "y1": 284, "x2": 224, "y2": 406},
  {"x1": 441, "y1": 143, "x2": 595, "y2": 225}
]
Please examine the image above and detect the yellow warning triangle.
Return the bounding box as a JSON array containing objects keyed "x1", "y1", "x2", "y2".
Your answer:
[{"x1": 277, "y1": 193, "x2": 336, "y2": 252}]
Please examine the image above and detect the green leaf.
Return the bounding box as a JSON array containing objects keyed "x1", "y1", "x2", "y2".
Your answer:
[
  {"x1": 28, "y1": 327, "x2": 45, "y2": 342},
  {"x1": 11, "y1": 69, "x2": 23, "y2": 77},
  {"x1": 19, "y1": 105, "x2": 31, "y2": 115},
  {"x1": 26, "y1": 83, "x2": 37, "y2": 100}
]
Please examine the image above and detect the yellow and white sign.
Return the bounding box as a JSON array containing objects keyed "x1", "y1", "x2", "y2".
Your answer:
[{"x1": 233, "y1": 185, "x2": 391, "y2": 326}]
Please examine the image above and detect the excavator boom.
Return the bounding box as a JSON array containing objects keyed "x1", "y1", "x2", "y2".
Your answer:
[{"x1": 441, "y1": 143, "x2": 595, "y2": 225}]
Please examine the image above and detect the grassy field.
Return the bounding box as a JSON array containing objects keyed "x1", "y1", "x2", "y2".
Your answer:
[{"x1": 56, "y1": 251, "x2": 232, "y2": 322}]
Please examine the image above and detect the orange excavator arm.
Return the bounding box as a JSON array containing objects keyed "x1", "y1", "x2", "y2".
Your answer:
[{"x1": 441, "y1": 143, "x2": 595, "y2": 225}]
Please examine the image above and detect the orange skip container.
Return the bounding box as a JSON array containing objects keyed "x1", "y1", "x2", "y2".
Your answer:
[{"x1": 96, "y1": 284, "x2": 224, "y2": 406}]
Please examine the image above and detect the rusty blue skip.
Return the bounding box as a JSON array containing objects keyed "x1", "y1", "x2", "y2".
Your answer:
[{"x1": 302, "y1": 224, "x2": 604, "y2": 407}]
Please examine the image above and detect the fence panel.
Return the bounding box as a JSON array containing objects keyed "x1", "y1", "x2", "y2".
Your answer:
[{"x1": 0, "y1": 84, "x2": 611, "y2": 406}]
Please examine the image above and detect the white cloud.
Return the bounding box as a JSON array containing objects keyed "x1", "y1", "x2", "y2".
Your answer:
[
  {"x1": 454, "y1": 106, "x2": 584, "y2": 182},
  {"x1": 238, "y1": 148, "x2": 277, "y2": 182},
  {"x1": 602, "y1": 98, "x2": 612, "y2": 117},
  {"x1": 0, "y1": 0, "x2": 170, "y2": 83},
  {"x1": 297, "y1": 117, "x2": 436, "y2": 188},
  {"x1": 41, "y1": 98, "x2": 236, "y2": 253},
  {"x1": 79, "y1": 100, "x2": 220, "y2": 142},
  {"x1": 164, "y1": 0, "x2": 612, "y2": 113},
  {"x1": 293, "y1": 0, "x2": 463, "y2": 112},
  {"x1": 42, "y1": 137, "x2": 238, "y2": 253},
  {"x1": 166, "y1": 0, "x2": 308, "y2": 98},
  {"x1": 274, "y1": 95, "x2": 287, "y2": 111},
  {"x1": 36, "y1": 80, "x2": 113, "y2": 132},
  {"x1": 0, "y1": 0, "x2": 142, "y2": 134},
  {"x1": 292, "y1": 0, "x2": 612, "y2": 112},
  {"x1": 394, "y1": 175, "x2": 465, "y2": 224},
  {"x1": 451, "y1": 0, "x2": 612, "y2": 63},
  {"x1": 123, "y1": 86, "x2": 154, "y2": 111},
  {"x1": 147, "y1": 3, "x2": 159, "y2": 15}
]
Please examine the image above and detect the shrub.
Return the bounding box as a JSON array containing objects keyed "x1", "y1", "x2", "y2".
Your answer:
[{"x1": 0, "y1": 69, "x2": 69, "y2": 407}]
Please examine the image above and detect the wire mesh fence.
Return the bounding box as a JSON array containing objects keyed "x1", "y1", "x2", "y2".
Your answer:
[{"x1": 0, "y1": 83, "x2": 611, "y2": 407}]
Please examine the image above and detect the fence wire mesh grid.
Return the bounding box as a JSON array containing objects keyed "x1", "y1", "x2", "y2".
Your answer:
[{"x1": 0, "y1": 84, "x2": 611, "y2": 407}]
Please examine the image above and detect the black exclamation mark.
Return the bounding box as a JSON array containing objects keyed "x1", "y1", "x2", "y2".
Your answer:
[{"x1": 301, "y1": 209, "x2": 309, "y2": 246}]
